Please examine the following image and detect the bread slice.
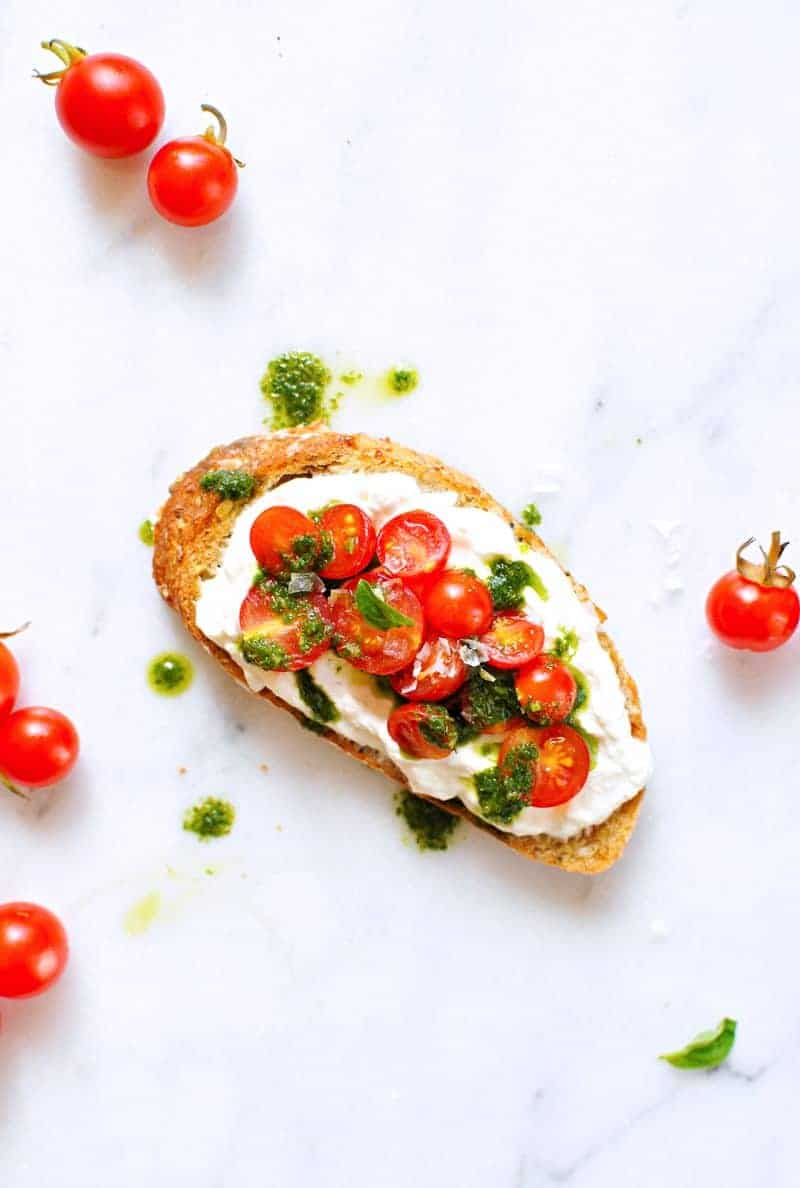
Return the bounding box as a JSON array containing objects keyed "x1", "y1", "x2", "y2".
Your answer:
[{"x1": 153, "y1": 426, "x2": 646, "y2": 874}]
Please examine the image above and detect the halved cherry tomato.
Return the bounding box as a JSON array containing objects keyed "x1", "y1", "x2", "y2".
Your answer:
[
  {"x1": 331, "y1": 569, "x2": 424, "y2": 675},
  {"x1": 389, "y1": 636, "x2": 467, "y2": 701},
  {"x1": 387, "y1": 703, "x2": 458, "y2": 759},
  {"x1": 514, "y1": 655, "x2": 576, "y2": 724},
  {"x1": 0, "y1": 645, "x2": 19, "y2": 719},
  {"x1": 0, "y1": 902, "x2": 69, "y2": 999},
  {"x1": 706, "y1": 571, "x2": 799, "y2": 652},
  {"x1": 147, "y1": 106, "x2": 240, "y2": 227},
  {"x1": 317, "y1": 504, "x2": 376, "y2": 580},
  {"x1": 500, "y1": 725, "x2": 589, "y2": 807},
  {"x1": 424, "y1": 570, "x2": 493, "y2": 638},
  {"x1": 479, "y1": 614, "x2": 544, "y2": 670},
  {"x1": 249, "y1": 507, "x2": 323, "y2": 576},
  {"x1": 36, "y1": 41, "x2": 164, "y2": 158},
  {"x1": 239, "y1": 583, "x2": 333, "y2": 671},
  {"x1": 376, "y1": 510, "x2": 451, "y2": 580},
  {"x1": 0, "y1": 707, "x2": 79, "y2": 789}
]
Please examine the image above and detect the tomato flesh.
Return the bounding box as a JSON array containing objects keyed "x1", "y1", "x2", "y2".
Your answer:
[
  {"x1": 514, "y1": 655, "x2": 577, "y2": 724},
  {"x1": 317, "y1": 504, "x2": 376, "y2": 580},
  {"x1": 0, "y1": 707, "x2": 79, "y2": 789},
  {"x1": 479, "y1": 614, "x2": 544, "y2": 670},
  {"x1": 148, "y1": 136, "x2": 238, "y2": 227},
  {"x1": 249, "y1": 506, "x2": 323, "y2": 576},
  {"x1": 387, "y1": 703, "x2": 458, "y2": 759},
  {"x1": 55, "y1": 53, "x2": 164, "y2": 158},
  {"x1": 239, "y1": 584, "x2": 333, "y2": 671},
  {"x1": 389, "y1": 635, "x2": 468, "y2": 701},
  {"x1": 424, "y1": 570, "x2": 493, "y2": 638},
  {"x1": 376, "y1": 510, "x2": 451, "y2": 580},
  {"x1": 500, "y1": 725, "x2": 589, "y2": 808},
  {"x1": 706, "y1": 571, "x2": 800, "y2": 652},
  {"x1": 331, "y1": 570, "x2": 424, "y2": 675},
  {"x1": 0, "y1": 644, "x2": 19, "y2": 719},
  {"x1": 0, "y1": 902, "x2": 69, "y2": 999}
]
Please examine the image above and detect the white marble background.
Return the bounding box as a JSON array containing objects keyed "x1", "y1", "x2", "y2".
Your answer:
[{"x1": 2, "y1": 1, "x2": 799, "y2": 1184}]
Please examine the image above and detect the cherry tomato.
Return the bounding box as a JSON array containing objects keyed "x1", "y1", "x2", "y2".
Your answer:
[
  {"x1": 479, "y1": 614, "x2": 545, "y2": 670},
  {"x1": 36, "y1": 40, "x2": 164, "y2": 158},
  {"x1": 501, "y1": 725, "x2": 589, "y2": 808},
  {"x1": 0, "y1": 645, "x2": 20, "y2": 719},
  {"x1": 514, "y1": 655, "x2": 576, "y2": 724},
  {"x1": 481, "y1": 715, "x2": 528, "y2": 736},
  {"x1": 424, "y1": 570, "x2": 493, "y2": 638},
  {"x1": 147, "y1": 105, "x2": 240, "y2": 227},
  {"x1": 706, "y1": 572, "x2": 799, "y2": 652},
  {"x1": 317, "y1": 504, "x2": 376, "y2": 580},
  {"x1": 389, "y1": 635, "x2": 467, "y2": 701},
  {"x1": 387, "y1": 703, "x2": 458, "y2": 759},
  {"x1": 239, "y1": 583, "x2": 333, "y2": 671},
  {"x1": 331, "y1": 570, "x2": 424, "y2": 675},
  {"x1": 0, "y1": 708, "x2": 79, "y2": 789},
  {"x1": 376, "y1": 510, "x2": 451, "y2": 580},
  {"x1": 249, "y1": 506, "x2": 323, "y2": 576},
  {"x1": 0, "y1": 902, "x2": 69, "y2": 999}
]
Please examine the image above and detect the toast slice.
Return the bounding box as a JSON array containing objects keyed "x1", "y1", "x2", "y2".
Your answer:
[{"x1": 153, "y1": 427, "x2": 647, "y2": 874}]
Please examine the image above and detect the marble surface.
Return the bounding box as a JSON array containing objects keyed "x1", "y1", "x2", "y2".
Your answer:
[{"x1": 2, "y1": 1, "x2": 799, "y2": 1184}]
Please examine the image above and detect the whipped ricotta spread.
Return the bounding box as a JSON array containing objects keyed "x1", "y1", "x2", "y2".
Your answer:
[{"x1": 195, "y1": 472, "x2": 652, "y2": 840}]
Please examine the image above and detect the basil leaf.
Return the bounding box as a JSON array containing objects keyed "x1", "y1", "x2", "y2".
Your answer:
[
  {"x1": 354, "y1": 579, "x2": 414, "y2": 630},
  {"x1": 660, "y1": 1017, "x2": 737, "y2": 1070}
]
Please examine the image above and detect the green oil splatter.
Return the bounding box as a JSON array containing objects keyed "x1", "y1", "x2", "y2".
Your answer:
[
  {"x1": 124, "y1": 891, "x2": 161, "y2": 936},
  {"x1": 385, "y1": 367, "x2": 418, "y2": 395},
  {"x1": 148, "y1": 653, "x2": 194, "y2": 697},
  {"x1": 139, "y1": 519, "x2": 155, "y2": 546}
]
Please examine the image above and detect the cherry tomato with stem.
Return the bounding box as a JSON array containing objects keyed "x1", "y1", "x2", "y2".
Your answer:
[
  {"x1": 250, "y1": 506, "x2": 323, "y2": 576},
  {"x1": 148, "y1": 105, "x2": 241, "y2": 227},
  {"x1": 387, "y1": 703, "x2": 458, "y2": 760},
  {"x1": 500, "y1": 725, "x2": 589, "y2": 808},
  {"x1": 514, "y1": 655, "x2": 577, "y2": 724},
  {"x1": 389, "y1": 635, "x2": 468, "y2": 701},
  {"x1": 331, "y1": 569, "x2": 424, "y2": 675},
  {"x1": 239, "y1": 583, "x2": 333, "y2": 672},
  {"x1": 0, "y1": 707, "x2": 79, "y2": 789},
  {"x1": 0, "y1": 902, "x2": 69, "y2": 999},
  {"x1": 317, "y1": 504, "x2": 376, "y2": 580},
  {"x1": 479, "y1": 614, "x2": 545, "y2": 670},
  {"x1": 376, "y1": 510, "x2": 451, "y2": 581},
  {"x1": 706, "y1": 532, "x2": 799, "y2": 652},
  {"x1": 35, "y1": 39, "x2": 164, "y2": 158},
  {"x1": 424, "y1": 570, "x2": 493, "y2": 639}
]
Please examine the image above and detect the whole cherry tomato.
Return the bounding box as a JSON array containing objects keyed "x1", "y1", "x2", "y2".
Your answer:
[
  {"x1": 0, "y1": 903, "x2": 69, "y2": 999},
  {"x1": 424, "y1": 570, "x2": 493, "y2": 638},
  {"x1": 706, "y1": 532, "x2": 799, "y2": 652},
  {"x1": 0, "y1": 644, "x2": 20, "y2": 720},
  {"x1": 376, "y1": 510, "x2": 451, "y2": 580},
  {"x1": 35, "y1": 39, "x2": 164, "y2": 158},
  {"x1": 0, "y1": 707, "x2": 79, "y2": 789},
  {"x1": 514, "y1": 655, "x2": 577, "y2": 725},
  {"x1": 148, "y1": 105, "x2": 240, "y2": 227}
]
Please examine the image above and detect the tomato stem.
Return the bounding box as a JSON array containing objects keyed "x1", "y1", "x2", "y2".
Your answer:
[
  {"x1": 200, "y1": 104, "x2": 245, "y2": 167},
  {"x1": 0, "y1": 773, "x2": 28, "y2": 801},
  {"x1": 0, "y1": 622, "x2": 30, "y2": 640},
  {"x1": 33, "y1": 38, "x2": 87, "y2": 85},
  {"x1": 736, "y1": 531, "x2": 796, "y2": 589}
]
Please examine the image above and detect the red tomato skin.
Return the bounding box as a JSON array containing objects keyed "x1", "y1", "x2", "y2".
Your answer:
[
  {"x1": 389, "y1": 636, "x2": 468, "y2": 701},
  {"x1": 500, "y1": 725, "x2": 589, "y2": 808},
  {"x1": 0, "y1": 903, "x2": 69, "y2": 999},
  {"x1": 55, "y1": 53, "x2": 164, "y2": 158},
  {"x1": 424, "y1": 571, "x2": 494, "y2": 638},
  {"x1": 479, "y1": 615, "x2": 545, "y2": 670},
  {"x1": 239, "y1": 586, "x2": 333, "y2": 671},
  {"x1": 331, "y1": 571, "x2": 424, "y2": 675},
  {"x1": 249, "y1": 507, "x2": 320, "y2": 576},
  {"x1": 318, "y1": 504, "x2": 377, "y2": 580},
  {"x1": 387, "y1": 704, "x2": 456, "y2": 759},
  {"x1": 706, "y1": 571, "x2": 800, "y2": 652},
  {"x1": 147, "y1": 137, "x2": 238, "y2": 227},
  {"x1": 376, "y1": 511, "x2": 451, "y2": 579},
  {"x1": 514, "y1": 655, "x2": 577, "y2": 724},
  {"x1": 0, "y1": 707, "x2": 80, "y2": 789},
  {"x1": 0, "y1": 645, "x2": 19, "y2": 719}
]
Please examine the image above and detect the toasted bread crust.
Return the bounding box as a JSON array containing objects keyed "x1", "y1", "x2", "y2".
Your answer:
[{"x1": 153, "y1": 426, "x2": 646, "y2": 874}]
